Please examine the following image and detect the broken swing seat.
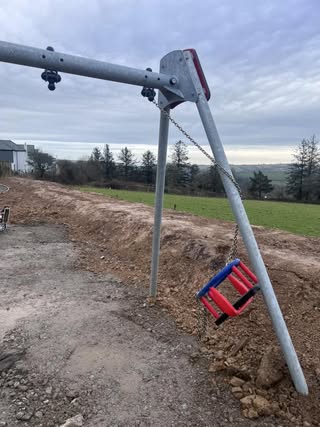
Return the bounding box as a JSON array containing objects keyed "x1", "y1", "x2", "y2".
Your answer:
[{"x1": 196, "y1": 259, "x2": 260, "y2": 326}]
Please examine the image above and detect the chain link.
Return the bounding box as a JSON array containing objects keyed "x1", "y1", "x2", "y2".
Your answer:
[{"x1": 152, "y1": 99, "x2": 241, "y2": 262}]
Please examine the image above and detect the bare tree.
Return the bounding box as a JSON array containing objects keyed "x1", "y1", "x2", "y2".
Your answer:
[{"x1": 27, "y1": 149, "x2": 55, "y2": 179}]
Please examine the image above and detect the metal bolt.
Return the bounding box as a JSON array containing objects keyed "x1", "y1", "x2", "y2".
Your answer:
[{"x1": 170, "y1": 77, "x2": 177, "y2": 85}]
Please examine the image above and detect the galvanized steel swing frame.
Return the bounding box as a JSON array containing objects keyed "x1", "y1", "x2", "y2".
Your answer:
[{"x1": 0, "y1": 40, "x2": 308, "y2": 395}]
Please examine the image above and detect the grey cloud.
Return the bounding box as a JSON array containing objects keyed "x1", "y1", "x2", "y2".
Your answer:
[{"x1": 0, "y1": 0, "x2": 319, "y2": 162}]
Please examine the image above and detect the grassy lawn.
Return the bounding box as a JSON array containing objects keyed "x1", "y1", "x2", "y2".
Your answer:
[{"x1": 79, "y1": 186, "x2": 320, "y2": 237}]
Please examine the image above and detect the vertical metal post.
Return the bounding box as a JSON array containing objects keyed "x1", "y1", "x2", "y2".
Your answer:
[
  {"x1": 191, "y1": 86, "x2": 308, "y2": 394},
  {"x1": 150, "y1": 107, "x2": 170, "y2": 298}
]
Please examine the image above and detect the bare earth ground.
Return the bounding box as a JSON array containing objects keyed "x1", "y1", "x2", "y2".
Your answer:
[
  {"x1": 1, "y1": 178, "x2": 320, "y2": 426},
  {"x1": 1, "y1": 224, "x2": 271, "y2": 427}
]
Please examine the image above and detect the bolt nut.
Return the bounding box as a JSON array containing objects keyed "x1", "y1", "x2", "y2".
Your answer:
[{"x1": 170, "y1": 77, "x2": 177, "y2": 85}]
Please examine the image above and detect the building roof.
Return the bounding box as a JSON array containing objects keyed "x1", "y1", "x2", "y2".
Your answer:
[{"x1": 0, "y1": 140, "x2": 26, "y2": 152}]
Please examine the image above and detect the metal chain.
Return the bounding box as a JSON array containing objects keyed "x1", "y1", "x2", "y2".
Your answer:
[
  {"x1": 152, "y1": 99, "x2": 241, "y2": 262},
  {"x1": 227, "y1": 224, "x2": 239, "y2": 263},
  {"x1": 149, "y1": 98, "x2": 244, "y2": 339},
  {"x1": 152, "y1": 100, "x2": 242, "y2": 197}
]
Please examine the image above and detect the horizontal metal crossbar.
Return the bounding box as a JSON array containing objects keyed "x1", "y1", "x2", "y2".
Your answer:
[{"x1": 0, "y1": 41, "x2": 177, "y2": 90}]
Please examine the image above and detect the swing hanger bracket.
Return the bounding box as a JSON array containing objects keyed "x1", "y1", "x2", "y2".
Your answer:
[
  {"x1": 157, "y1": 49, "x2": 211, "y2": 109},
  {"x1": 41, "y1": 46, "x2": 62, "y2": 91}
]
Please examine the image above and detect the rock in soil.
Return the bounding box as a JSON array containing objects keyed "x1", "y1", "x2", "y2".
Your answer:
[
  {"x1": 252, "y1": 395, "x2": 272, "y2": 416},
  {"x1": 230, "y1": 376, "x2": 246, "y2": 387},
  {"x1": 256, "y1": 345, "x2": 285, "y2": 388},
  {"x1": 0, "y1": 351, "x2": 23, "y2": 372},
  {"x1": 240, "y1": 394, "x2": 255, "y2": 408},
  {"x1": 15, "y1": 411, "x2": 33, "y2": 421},
  {"x1": 60, "y1": 414, "x2": 83, "y2": 427},
  {"x1": 243, "y1": 407, "x2": 259, "y2": 419}
]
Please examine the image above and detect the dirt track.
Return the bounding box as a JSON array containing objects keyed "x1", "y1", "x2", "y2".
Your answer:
[
  {"x1": 1, "y1": 178, "x2": 320, "y2": 426},
  {"x1": 2, "y1": 224, "x2": 270, "y2": 427}
]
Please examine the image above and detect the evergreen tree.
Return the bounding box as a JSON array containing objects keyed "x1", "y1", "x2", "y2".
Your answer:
[
  {"x1": 286, "y1": 139, "x2": 308, "y2": 201},
  {"x1": 141, "y1": 150, "x2": 156, "y2": 184},
  {"x1": 248, "y1": 170, "x2": 273, "y2": 199},
  {"x1": 208, "y1": 164, "x2": 225, "y2": 194},
  {"x1": 172, "y1": 140, "x2": 189, "y2": 168},
  {"x1": 103, "y1": 144, "x2": 115, "y2": 180},
  {"x1": 189, "y1": 164, "x2": 200, "y2": 189},
  {"x1": 286, "y1": 136, "x2": 320, "y2": 201},
  {"x1": 304, "y1": 135, "x2": 320, "y2": 201},
  {"x1": 197, "y1": 165, "x2": 224, "y2": 194},
  {"x1": 88, "y1": 146, "x2": 103, "y2": 181},
  {"x1": 169, "y1": 140, "x2": 190, "y2": 187},
  {"x1": 118, "y1": 147, "x2": 136, "y2": 180},
  {"x1": 316, "y1": 168, "x2": 320, "y2": 200},
  {"x1": 90, "y1": 147, "x2": 103, "y2": 162}
]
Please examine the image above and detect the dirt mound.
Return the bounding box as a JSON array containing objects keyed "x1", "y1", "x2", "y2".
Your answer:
[{"x1": 2, "y1": 177, "x2": 320, "y2": 426}]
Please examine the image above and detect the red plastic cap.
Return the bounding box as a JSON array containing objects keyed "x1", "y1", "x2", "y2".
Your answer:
[{"x1": 184, "y1": 48, "x2": 211, "y2": 101}]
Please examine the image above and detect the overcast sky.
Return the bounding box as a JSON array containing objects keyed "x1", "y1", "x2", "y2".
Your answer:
[{"x1": 0, "y1": 0, "x2": 319, "y2": 164}]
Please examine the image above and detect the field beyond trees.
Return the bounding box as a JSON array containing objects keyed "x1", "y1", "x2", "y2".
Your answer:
[
  {"x1": 23, "y1": 136, "x2": 320, "y2": 204},
  {"x1": 79, "y1": 186, "x2": 320, "y2": 237}
]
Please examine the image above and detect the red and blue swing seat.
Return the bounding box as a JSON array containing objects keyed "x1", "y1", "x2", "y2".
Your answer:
[{"x1": 196, "y1": 259, "x2": 260, "y2": 325}]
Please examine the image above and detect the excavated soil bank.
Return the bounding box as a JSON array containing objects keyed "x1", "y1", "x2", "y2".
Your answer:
[{"x1": 1, "y1": 177, "x2": 320, "y2": 426}]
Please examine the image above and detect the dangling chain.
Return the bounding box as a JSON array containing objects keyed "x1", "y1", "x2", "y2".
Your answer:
[
  {"x1": 152, "y1": 100, "x2": 242, "y2": 196},
  {"x1": 151, "y1": 99, "x2": 242, "y2": 263},
  {"x1": 149, "y1": 98, "x2": 243, "y2": 339}
]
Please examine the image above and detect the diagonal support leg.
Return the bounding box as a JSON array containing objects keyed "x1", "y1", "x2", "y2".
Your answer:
[{"x1": 186, "y1": 54, "x2": 308, "y2": 395}]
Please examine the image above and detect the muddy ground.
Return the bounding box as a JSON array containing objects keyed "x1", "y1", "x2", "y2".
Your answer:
[{"x1": 1, "y1": 178, "x2": 319, "y2": 426}]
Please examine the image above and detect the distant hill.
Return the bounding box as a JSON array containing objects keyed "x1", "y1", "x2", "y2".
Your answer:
[
  {"x1": 232, "y1": 164, "x2": 289, "y2": 185},
  {"x1": 197, "y1": 164, "x2": 290, "y2": 185}
]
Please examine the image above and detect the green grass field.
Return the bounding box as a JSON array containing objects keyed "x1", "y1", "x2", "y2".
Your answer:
[{"x1": 79, "y1": 186, "x2": 320, "y2": 237}]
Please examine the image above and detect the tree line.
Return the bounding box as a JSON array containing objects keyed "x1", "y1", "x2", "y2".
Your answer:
[
  {"x1": 27, "y1": 136, "x2": 320, "y2": 203},
  {"x1": 28, "y1": 140, "x2": 227, "y2": 196}
]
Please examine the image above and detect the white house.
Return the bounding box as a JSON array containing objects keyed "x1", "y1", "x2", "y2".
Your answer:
[{"x1": 0, "y1": 140, "x2": 34, "y2": 172}]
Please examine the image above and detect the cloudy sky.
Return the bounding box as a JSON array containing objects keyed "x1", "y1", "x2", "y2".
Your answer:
[{"x1": 0, "y1": 0, "x2": 319, "y2": 164}]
